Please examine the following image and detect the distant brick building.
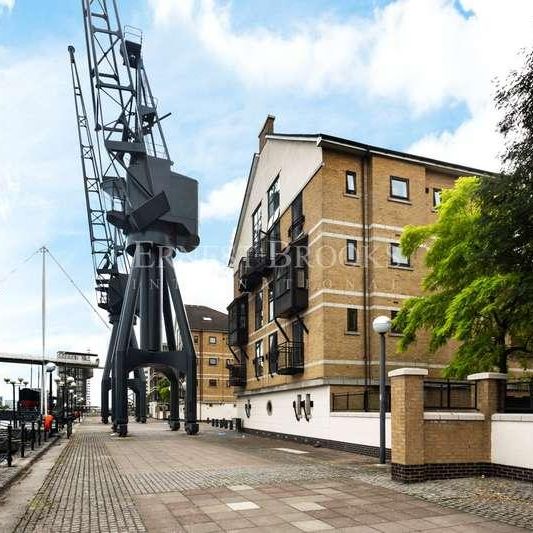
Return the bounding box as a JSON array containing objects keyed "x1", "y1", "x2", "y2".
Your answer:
[
  {"x1": 149, "y1": 305, "x2": 236, "y2": 420},
  {"x1": 226, "y1": 115, "x2": 490, "y2": 445}
]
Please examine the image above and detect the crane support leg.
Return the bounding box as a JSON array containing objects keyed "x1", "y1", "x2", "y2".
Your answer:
[
  {"x1": 101, "y1": 322, "x2": 118, "y2": 424},
  {"x1": 112, "y1": 245, "x2": 142, "y2": 437},
  {"x1": 164, "y1": 258, "x2": 198, "y2": 435}
]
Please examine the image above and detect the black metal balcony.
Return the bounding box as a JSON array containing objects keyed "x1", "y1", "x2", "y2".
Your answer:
[
  {"x1": 227, "y1": 295, "x2": 248, "y2": 347},
  {"x1": 276, "y1": 341, "x2": 304, "y2": 375},
  {"x1": 238, "y1": 234, "x2": 274, "y2": 291},
  {"x1": 273, "y1": 236, "x2": 308, "y2": 318},
  {"x1": 227, "y1": 360, "x2": 247, "y2": 387}
]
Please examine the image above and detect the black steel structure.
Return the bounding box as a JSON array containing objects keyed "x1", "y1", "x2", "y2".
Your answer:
[{"x1": 69, "y1": 0, "x2": 200, "y2": 437}]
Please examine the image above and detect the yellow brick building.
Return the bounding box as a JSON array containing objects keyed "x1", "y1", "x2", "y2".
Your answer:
[{"x1": 226, "y1": 116, "x2": 490, "y2": 446}]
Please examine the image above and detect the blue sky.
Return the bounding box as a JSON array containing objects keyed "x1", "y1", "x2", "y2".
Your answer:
[{"x1": 1, "y1": 0, "x2": 532, "y2": 403}]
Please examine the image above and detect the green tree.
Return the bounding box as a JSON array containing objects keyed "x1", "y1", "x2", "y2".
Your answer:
[
  {"x1": 157, "y1": 377, "x2": 170, "y2": 403},
  {"x1": 477, "y1": 49, "x2": 533, "y2": 274},
  {"x1": 394, "y1": 177, "x2": 533, "y2": 377}
]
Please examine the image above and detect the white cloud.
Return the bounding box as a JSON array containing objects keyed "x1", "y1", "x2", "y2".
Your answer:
[
  {"x1": 200, "y1": 177, "x2": 245, "y2": 220},
  {"x1": 174, "y1": 258, "x2": 232, "y2": 312},
  {"x1": 149, "y1": 0, "x2": 533, "y2": 169},
  {"x1": 0, "y1": 0, "x2": 14, "y2": 11}
]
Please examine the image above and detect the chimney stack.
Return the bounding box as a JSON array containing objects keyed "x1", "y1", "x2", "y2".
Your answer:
[{"x1": 258, "y1": 115, "x2": 275, "y2": 152}]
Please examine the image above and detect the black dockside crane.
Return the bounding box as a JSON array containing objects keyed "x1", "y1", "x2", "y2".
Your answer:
[{"x1": 69, "y1": 0, "x2": 200, "y2": 437}]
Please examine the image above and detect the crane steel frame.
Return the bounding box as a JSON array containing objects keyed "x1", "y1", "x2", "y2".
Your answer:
[
  {"x1": 68, "y1": 44, "x2": 147, "y2": 425},
  {"x1": 73, "y1": 0, "x2": 199, "y2": 436}
]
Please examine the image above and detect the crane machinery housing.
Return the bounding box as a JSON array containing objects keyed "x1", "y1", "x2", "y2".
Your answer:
[{"x1": 70, "y1": 0, "x2": 200, "y2": 436}]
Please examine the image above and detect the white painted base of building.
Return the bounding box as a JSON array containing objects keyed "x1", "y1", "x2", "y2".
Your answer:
[
  {"x1": 148, "y1": 401, "x2": 236, "y2": 422},
  {"x1": 236, "y1": 384, "x2": 390, "y2": 455}
]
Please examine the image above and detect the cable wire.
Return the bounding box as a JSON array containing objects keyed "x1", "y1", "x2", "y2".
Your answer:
[
  {"x1": 45, "y1": 247, "x2": 110, "y2": 330},
  {"x1": 0, "y1": 248, "x2": 41, "y2": 290}
]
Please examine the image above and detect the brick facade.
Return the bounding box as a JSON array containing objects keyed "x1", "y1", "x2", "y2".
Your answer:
[{"x1": 228, "y1": 120, "x2": 486, "y2": 400}]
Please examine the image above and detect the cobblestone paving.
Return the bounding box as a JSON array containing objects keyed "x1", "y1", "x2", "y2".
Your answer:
[
  {"x1": 14, "y1": 429, "x2": 146, "y2": 532},
  {"x1": 348, "y1": 466, "x2": 533, "y2": 530},
  {"x1": 12, "y1": 420, "x2": 532, "y2": 532}
]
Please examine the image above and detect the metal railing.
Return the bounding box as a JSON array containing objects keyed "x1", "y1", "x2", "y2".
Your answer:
[
  {"x1": 423, "y1": 379, "x2": 478, "y2": 410},
  {"x1": 331, "y1": 387, "x2": 390, "y2": 412},
  {"x1": 276, "y1": 341, "x2": 304, "y2": 375},
  {"x1": 0, "y1": 419, "x2": 50, "y2": 468},
  {"x1": 227, "y1": 361, "x2": 247, "y2": 387},
  {"x1": 505, "y1": 380, "x2": 533, "y2": 413}
]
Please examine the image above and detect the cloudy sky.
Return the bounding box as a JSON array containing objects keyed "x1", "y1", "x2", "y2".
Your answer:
[{"x1": 0, "y1": 0, "x2": 532, "y2": 404}]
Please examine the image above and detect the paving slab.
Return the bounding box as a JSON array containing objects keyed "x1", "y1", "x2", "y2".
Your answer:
[{"x1": 6, "y1": 419, "x2": 531, "y2": 532}]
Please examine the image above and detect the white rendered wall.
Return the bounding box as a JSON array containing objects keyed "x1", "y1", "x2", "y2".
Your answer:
[
  {"x1": 234, "y1": 139, "x2": 322, "y2": 268},
  {"x1": 237, "y1": 385, "x2": 391, "y2": 448},
  {"x1": 492, "y1": 414, "x2": 533, "y2": 469},
  {"x1": 198, "y1": 403, "x2": 237, "y2": 421}
]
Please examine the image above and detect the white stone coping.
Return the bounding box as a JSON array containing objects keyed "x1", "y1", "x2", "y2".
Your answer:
[
  {"x1": 424, "y1": 411, "x2": 485, "y2": 421},
  {"x1": 492, "y1": 413, "x2": 533, "y2": 422},
  {"x1": 330, "y1": 411, "x2": 391, "y2": 418},
  {"x1": 388, "y1": 367, "x2": 428, "y2": 378},
  {"x1": 467, "y1": 372, "x2": 508, "y2": 381}
]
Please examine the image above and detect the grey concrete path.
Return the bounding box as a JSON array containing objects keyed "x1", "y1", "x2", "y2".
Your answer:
[{"x1": 7, "y1": 419, "x2": 531, "y2": 532}]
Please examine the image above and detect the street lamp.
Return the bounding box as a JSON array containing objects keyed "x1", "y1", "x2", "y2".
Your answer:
[
  {"x1": 372, "y1": 315, "x2": 392, "y2": 465},
  {"x1": 46, "y1": 364, "x2": 56, "y2": 413}
]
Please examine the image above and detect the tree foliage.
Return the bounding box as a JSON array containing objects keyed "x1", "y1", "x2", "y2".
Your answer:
[{"x1": 394, "y1": 178, "x2": 533, "y2": 377}]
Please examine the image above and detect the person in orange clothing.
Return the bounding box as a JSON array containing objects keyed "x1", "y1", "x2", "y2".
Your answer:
[{"x1": 44, "y1": 412, "x2": 54, "y2": 432}]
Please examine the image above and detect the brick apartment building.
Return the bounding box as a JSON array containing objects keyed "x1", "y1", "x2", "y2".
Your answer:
[
  {"x1": 149, "y1": 305, "x2": 236, "y2": 421},
  {"x1": 226, "y1": 115, "x2": 489, "y2": 444}
]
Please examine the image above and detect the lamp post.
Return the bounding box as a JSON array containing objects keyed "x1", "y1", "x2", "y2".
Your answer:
[
  {"x1": 372, "y1": 315, "x2": 392, "y2": 465},
  {"x1": 46, "y1": 364, "x2": 56, "y2": 413}
]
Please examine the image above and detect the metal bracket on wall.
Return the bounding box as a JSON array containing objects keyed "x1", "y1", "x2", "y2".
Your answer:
[{"x1": 296, "y1": 314, "x2": 309, "y2": 335}]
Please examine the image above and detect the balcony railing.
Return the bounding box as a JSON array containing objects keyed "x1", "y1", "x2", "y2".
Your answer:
[
  {"x1": 423, "y1": 380, "x2": 478, "y2": 411},
  {"x1": 273, "y1": 236, "x2": 308, "y2": 318},
  {"x1": 276, "y1": 341, "x2": 304, "y2": 375},
  {"x1": 227, "y1": 361, "x2": 247, "y2": 387},
  {"x1": 331, "y1": 387, "x2": 390, "y2": 412},
  {"x1": 227, "y1": 295, "x2": 248, "y2": 347},
  {"x1": 288, "y1": 215, "x2": 305, "y2": 242}
]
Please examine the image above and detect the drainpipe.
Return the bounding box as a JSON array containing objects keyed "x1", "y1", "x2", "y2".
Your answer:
[{"x1": 362, "y1": 150, "x2": 371, "y2": 395}]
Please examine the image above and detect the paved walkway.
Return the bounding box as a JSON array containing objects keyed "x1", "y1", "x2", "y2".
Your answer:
[{"x1": 10, "y1": 419, "x2": 532, "y2": 532}]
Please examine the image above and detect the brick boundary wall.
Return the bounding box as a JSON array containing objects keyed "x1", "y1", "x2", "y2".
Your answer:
[
  {"x1": 389, "y1": 369, "x2": 533, "y2": 484},
  {"x1": 243, "y1": 427, "x2": 391, "y2": 460}
]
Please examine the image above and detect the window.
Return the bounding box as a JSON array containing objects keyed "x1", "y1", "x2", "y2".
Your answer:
[
  {"x1": 390, "y1": 243, "x2": 410, "y2": 267},
  {"x1": 208, "y1": 379, "x2": 217, "y2": 387},
  {"x1": 346, "y1": 240, "x2": 357, "y2": 263},
  {"x1": 268, "y1": 221, "x2": 281, "y2": 258},
  {"x1": 193, "y1": 335, "x2": 199, "y2": 344},
  {"x1": 390, "y1": 310, "x2": 402, "y2": 334},
  {"x1": 252, "y1": 204, "x2": 262, "y2": 245},
  {"x1": 346, "y1": 171, "x2": 356, "y2": 195},
  {"x1": 268, "y1": 282, "x2": 274, "y2": 322},
  {"x1": 347, "y1": 308, "x2": 358, "y2": 333},
  {"x1": 432, "y1": 188, "x2": 442, "y2": 208},
  {"x1": 208, "y1": 357, "x2": 218, "y2": 366},
  {"x1": 255, "y1": 340, "x2": 264, "y2": 377},
  {"x1": 208, "y1": 336, "x2": 217, "y2": 344},
  {"x1": 255, "y1": 289, "x2": 263, "y2": 330},
  {"x1": 267, "y1": 177, "x2": 280, "y2": 228},
  {"x1": 390, "y1": 176, "x2": 409, "y2": 200},
  {"x1": 289, "y1": 193, "x2": 304, "y2": 240},
  {"x1": 268, "y1": 332, "x2": 278, "y2": 374}
]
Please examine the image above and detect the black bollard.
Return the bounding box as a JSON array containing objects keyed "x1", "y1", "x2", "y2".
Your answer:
[
  {"x1": 31, "y1": 422, "x2": 35, "y2": 451},
  {"x1": 20, "y1": 424, "x2": 26, "y2": 458},
  {"x1": 7, "y1": 425, "x2": 13, "y2": 467}
]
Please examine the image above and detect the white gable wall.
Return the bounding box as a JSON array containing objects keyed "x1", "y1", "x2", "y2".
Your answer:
[{"x1": 233, "y1": 138, "x2": 322, "y2": 272}]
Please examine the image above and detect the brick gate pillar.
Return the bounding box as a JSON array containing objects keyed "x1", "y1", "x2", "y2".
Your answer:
[
  {"x1": 467, "y1": 372, "x2": 507, "y2": 464},
  {"x1": 389, "y1": 367, "x2": 428, "y2": 482}
]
